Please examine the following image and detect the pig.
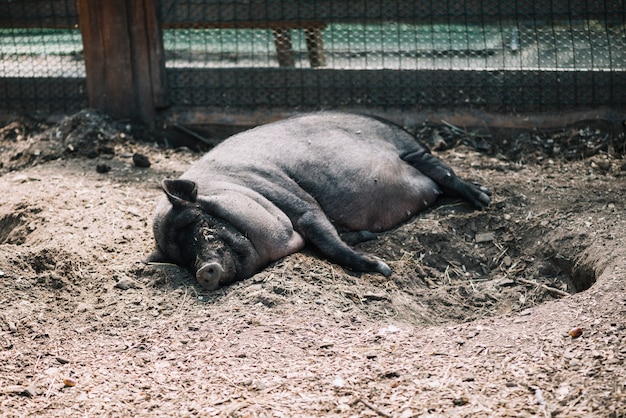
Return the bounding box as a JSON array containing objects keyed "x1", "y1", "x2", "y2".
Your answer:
[{"x1": 148, "y1": 112, "x2": 490, "y2": 290}]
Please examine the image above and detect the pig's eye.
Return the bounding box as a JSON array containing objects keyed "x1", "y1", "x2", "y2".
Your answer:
[{"x1": 171, "y1": 224, "x2": 199, "y2": 265}]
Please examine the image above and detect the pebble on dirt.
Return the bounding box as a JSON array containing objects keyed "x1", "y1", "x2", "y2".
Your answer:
[
  {"x1": 0, "y1": 383, "x2": 40, "y2": 397},
  {"x1": 114, "y1": 277, "x2": 142, "y2": 290},
  {"x1": 569, "y1": 327, "x2": 583, "y2": 338},
  {"x1": 96, "y1": 163, "x2": 111, "y2": 173},
  {"x1": 475, "y1": 232, "x2": 495, "y2": 243},
  {"x1": 132, "y1": 153, "x2": 151, "y2": 168}
]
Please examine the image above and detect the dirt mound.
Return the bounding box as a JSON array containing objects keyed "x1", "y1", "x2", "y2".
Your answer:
[
  {"x1": 0, "y1": 110, "x2": 167, "y2": 174},
  {"x1": 0, "y1": 111, "x2": 625, "y2": 417},
  {"x1": 416, "y1": 118, "x2": 626, "y2": 164}
]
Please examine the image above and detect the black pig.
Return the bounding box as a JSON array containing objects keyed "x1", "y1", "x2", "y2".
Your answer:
[{"x1": 149, "y1": 112, "x2": 490, "y2": 289}]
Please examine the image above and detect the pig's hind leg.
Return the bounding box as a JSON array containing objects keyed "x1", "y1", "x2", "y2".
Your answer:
[
  {"x1": 253, "y1": 176, "x2": 392, "y2": 276},
  {"x1": 400, "y1": 148, "x2": 490, "y2": 209},
  {"x1": 295, "y1": 210, "x2": 392, "y2": 276}
]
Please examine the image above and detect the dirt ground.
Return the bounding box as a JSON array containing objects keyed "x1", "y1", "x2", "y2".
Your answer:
[{"x1": 0, "y1": 110, "x2": 625, "y2": 417}]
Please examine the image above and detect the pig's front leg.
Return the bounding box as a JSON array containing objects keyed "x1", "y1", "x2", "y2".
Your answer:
[{"x1": 401, "y1": 149, "x2": 491, "y2": 209}]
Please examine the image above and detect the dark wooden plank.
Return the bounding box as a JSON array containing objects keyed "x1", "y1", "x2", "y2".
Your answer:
[
  {"x1": 162, "y1": 107, "x2": 626, "y2": 138},
  {"x1": 77, "y1": 0, "x2": 135, "y2": 119},
  {"x1": 165, "y1": 67, "x2": 626, "y2": 112},
  {"x1": 144, "y1": 0, "x2": 168, "y2": 109},
  {"x1": 77, "y1": 0, "x2": 165, "y2": 124},
  {"x1": 127, "y1": 0, "x2": 168, "y2": 122}
]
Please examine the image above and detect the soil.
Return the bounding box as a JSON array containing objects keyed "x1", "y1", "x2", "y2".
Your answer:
[{"x1": 0, "y1": 110, "x2": 625, "y2": 417}]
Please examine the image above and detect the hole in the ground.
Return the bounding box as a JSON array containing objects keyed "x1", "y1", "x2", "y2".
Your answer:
[
  {"x1": 0, "y1": 213, "x2": 27, "y2": 245},
  {"x1": 198, "y1": 206, "x2": 599, "y2": 327},
  {"x1": 0, "y1": 204, "x2": 41, "y2": 245}
]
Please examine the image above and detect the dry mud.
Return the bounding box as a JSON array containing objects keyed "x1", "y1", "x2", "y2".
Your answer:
[{"x1": 0, "y1": 111, "x2": 625, "y2": 417}]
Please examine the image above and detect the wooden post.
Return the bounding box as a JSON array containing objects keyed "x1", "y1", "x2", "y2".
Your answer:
[
  {"x1": 77, "y1": 0, "x2": 166, "y2": 126},
  {"x1": 305, "y1": 27, "x2": 326, "y2": 68},
  {"x1": 271, "y1": 28, "x2": 295, "y2": 67}
]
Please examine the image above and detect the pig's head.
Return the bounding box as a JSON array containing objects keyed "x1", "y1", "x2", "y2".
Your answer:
[{"x1": 148, "y1": 179, "x2": 257, "y2": 290}]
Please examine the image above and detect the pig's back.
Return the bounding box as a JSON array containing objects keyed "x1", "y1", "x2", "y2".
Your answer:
[{"x1": 187, "y1": 113, "x2": 440, "y2": 232}]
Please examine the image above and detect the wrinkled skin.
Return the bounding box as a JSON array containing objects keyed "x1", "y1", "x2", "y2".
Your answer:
[{"x1": 148, "y1": 112, "x2": 490, "y2": 290}]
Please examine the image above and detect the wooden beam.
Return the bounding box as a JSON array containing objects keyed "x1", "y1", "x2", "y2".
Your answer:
[
  {"x1": 305, "y1": 28, "x2": 326, "y2": 68},
  {"x1": 271, "y1": 29, "x2": 295, "y2": 68},
  {"x1": 128, "y1": 0, "x2": 168, "y2": 118},
  {"x1": 77, "y1": 0, "x2": 166, "y2": 125}
]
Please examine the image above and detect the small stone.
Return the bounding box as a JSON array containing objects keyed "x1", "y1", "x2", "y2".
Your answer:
[
  {"x1": 569, "y1": 327, "x2": 583, "y2": 338},
  {"x1": 332, "y1": 376, "x2": 345, "y2": 388},
  {"x1": 497, "y1": 278, "x2": 515, "y2": 287},
  {"x1": 364, "y1": 350, "x2": 379, "y2": 359},
  {"x1": 378, "y1": 325, "x2": 401, "y2": 335},
  {"x1": 592, "y1": 159, "x2": 611, "y2": 172},
  {"x1": 362, "y1": 292, "x2": 390, "y2": 302},
  {"x1": 431, "y1": 133, "x2": 448, "y2": 151},
  {"x1": 96, "y1": 164, "x2": 111, "y2": 174},
  {"x1": 132, "y1": 153, "x2": 151, "y2": 168},
  {"x1": 115, "y1": 277, "x2": 141, "y2": 290},
  {"x1": 23, "y1": 383, "x2": 40, "y2": 397},
  {"x1": 252, "y1": 380, "x2": 266, "y2": 391},
  {"x1": 475, "y1": 232, "x2": 495, "y2": 243},
  {"x1": 453, "y1": 396, "x2": 469, "y2": 406},
  {"x1": 0, "y1": 385, "x2": 25, "y2": 395}
]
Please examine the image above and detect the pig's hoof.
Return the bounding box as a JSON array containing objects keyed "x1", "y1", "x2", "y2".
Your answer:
[
  {"x1": 464, "y1": 183, "x2": 491, "y2": 209},
  {"x1": 196, "y1": 262, "x2": 224, "y2": 290},
  {"x1": 376, "y1": 261, "x2": 392, "y2": 277},
  {"x1": 475, "y1": 191, "x2": 491, "y2": 208}
]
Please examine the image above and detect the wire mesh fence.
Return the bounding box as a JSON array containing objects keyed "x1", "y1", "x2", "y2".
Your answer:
[
  {"x1": 0, "y1": 0, "x2": 85, "y2": 113},
  {"x1": 1, "y1": 0, "x2": 625, "y2": 114}
]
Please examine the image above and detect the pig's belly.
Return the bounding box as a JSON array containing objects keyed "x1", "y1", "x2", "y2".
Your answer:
[{"x1": 316, "y1": 167, "x2": 440, "y2": 233}]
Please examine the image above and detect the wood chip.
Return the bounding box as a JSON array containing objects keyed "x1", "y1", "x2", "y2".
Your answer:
[
  {"x1": 475, "y1": 232, "x2": 495, "y2": 243},
  {"x1": 114, "y1": 277, "x2": 142, "y2": 290},
  {"x1": 0, "y1": 384, "x2": 39, "y2": 397}
]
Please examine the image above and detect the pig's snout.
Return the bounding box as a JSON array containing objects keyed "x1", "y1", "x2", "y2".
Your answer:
[{"x1": 196, "y1": 262, "x2": 225, "y2": 290}]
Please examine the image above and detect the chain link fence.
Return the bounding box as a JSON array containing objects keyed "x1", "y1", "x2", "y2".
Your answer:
[
  {"x1": 1, "y1": 0, "x2": 625, "y2": 114},
  {"x1": 0, "y1": 0, "x2": 84, "y2": 113}
]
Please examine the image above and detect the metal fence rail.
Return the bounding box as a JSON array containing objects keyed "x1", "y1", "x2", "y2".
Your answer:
[{"x1": 0, "y1": 0, "x2": 624, "y2": 115}]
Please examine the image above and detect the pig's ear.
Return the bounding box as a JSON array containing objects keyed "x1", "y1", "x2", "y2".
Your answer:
[{"x1": 161, "y1": 179, "x2": 198, "y2": 206}]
